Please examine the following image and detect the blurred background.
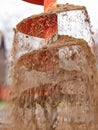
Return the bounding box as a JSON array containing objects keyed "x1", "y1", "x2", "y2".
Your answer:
[{"x1": 0, "y1": 0, "x2": 98, "y2": 103}]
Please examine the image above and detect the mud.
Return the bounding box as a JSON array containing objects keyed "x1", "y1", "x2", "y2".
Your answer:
[{"x1": 1, "y1": 4, "x2": 98, "y2": 130}]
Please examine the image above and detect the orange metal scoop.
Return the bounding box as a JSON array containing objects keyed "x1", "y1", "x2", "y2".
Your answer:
[
  {"x1": 23, "y1": 0, "x2": 44, "y2": 5},
  {"x1": 23, "y1": 0, "x2": 57, "y2": 12}
]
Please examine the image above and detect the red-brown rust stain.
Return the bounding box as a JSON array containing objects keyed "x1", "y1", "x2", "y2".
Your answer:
[
  {"x1": 20, "y1": 83, "x2": 57, "y2": 98},
  {"x1": 18, "y1": 48, "x2": 59, "y2": 72},
  {"x1": 17, "y1": 13, "x2": 57, "y2": 42}
]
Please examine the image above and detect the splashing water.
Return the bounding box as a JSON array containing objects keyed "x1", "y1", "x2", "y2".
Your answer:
[{"x1": 1, "y1": 4, "x2": 98, "y2": 130}]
